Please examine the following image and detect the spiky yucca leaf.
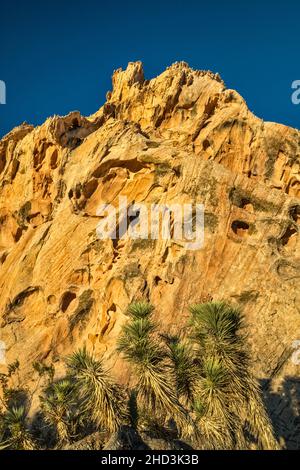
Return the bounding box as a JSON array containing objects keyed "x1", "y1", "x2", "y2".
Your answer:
[
  {"x1": 40, "y1": 379, "x2": 76, "y2": 445},
  {"x1": 166, "y1": 337, "x2": 198, "y2": 405},
  {"x1": 3, "y1": 406, "x2": 35, "y2": 450},
  {"x1": 118, "y1": 324, "x2": 173, "y2": 412},
  {"x1": 118, "y1": 317, "x2": 164, "y2": 365},
  {"x1": 66, "y1": 348, "x2": 128, "y2": 433},
  {"x1": 0, "y1": 416, "x2": 10, "y2": 450},
  {"x1": 194, "y1": 358, "x2": 242, "y2": 449},
  {"x1": 190, "y1": 302, "x2": 278, "y2": 449},
  {"x1": 189, "y1": 302, "x2": 242, "y2": 346},
  {"x1": 196, "y1": 357, "x2": 239, "y2": 447},
  {"x1": 0, "y1": 440, "x2": 10, "y2": 450},
  {"x1": 126, "y1": 302, "x2": 154, "y2": 319},
  {"x1": 189, "y1": 302, "x2": 247, "y2": 379},
  {"x1": 193, "y1": 400, "x2": 232, "y2": 450},
  {"x1": 118, "y1": 304, "x2": 195, "y2": 438},
  {"x1": 242, "y1": 377, "x2": 280, "y2": 450},
  {"x1": 199, "y1": 357, "x2": 230, "y2": 402}
]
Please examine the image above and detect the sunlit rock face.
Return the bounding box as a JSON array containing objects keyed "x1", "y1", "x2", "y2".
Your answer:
[{"x1": 0, "y1": 62, "x2": 299, "y2": 448}]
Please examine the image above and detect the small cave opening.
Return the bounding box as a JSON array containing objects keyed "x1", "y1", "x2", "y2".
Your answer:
[
  {"x1": 281, "y1": 225, "x2": 298, "y2": 247},
  {"x1": 108, "y1": 303, "x2": 117, "y2": 314},
  {"x1": 154, "y1": 275, "x2": 162, "y2": 286},
  {"x1": 289, "y1": 205, "x2": 300, "y2": 224},
  {"x1": 47, "y1": 295, "x2": 56, "y2": 305},
  {"x1": 128, "y1": 209, "x2": 140, "y2": 225},
  {"x1": 50, "y1": 149, "x2": 58, "y2": 169},
  {"x1": 11, "y1": 159, "x2": 20, "y2": 180},
  {"x1": 202, "y1": 139, "x2": 211, "y2": 151},
  {"x1": 229, "y1": 188, "x2": 255, "y2": 212},
  {"x1": 60, "y1": 291, "x2": 77, "y2": 313},
  {"x1": 239, "y1": 198, "x2": 254, "y2": 212},
  {"x1": 231, "y1": 220, "x2": 250, "y2": 237},
  {"x1": 117, "y1": 205, "x2": 141, "y2": 239},
  {"x1": 70, "y1": 118, "x2": 80, "y2": 130},
  {"x1": 0, "y1": 252, "x2": 8, "y2": 264},
  {"x1": 14, "y1": 227, "x2": 23, "y2": 242},
  {"x1": 75, "y1": 186, "x2": 81, "y2": 199},
  {"x1": 0, "y1": 154, "x2": 6, "y2": 174},
  {"x1": 83, "y1": 179, "x2": 98, "y2": 199}
]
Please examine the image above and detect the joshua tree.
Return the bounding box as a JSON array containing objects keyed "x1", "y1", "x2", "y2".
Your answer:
[
  {"x1": 166, "y1": 332, "x2": 237, "y2": 449},
  {"x1": 2, "y1": 406, "x2": 35, "y2": 450},
  {"x1": 119, "y1": 301, "x2": 278, "y2": 450},
  {"x1": 117, "y1": 302, "x2": 194, "y2": 438},
  {"x1": 188, "y1": 301, "x2": 279, "y2": 450},
  {"x1": 66, "y1": 348, "x2": 128, "y2": 434},
  {"x1": 40, "y1": 379, "x2": 76, "y2": 446},
  {"x1": 166, "y1": 336, "x2": 198, "y2": 406},
  {"x1": 0, "y1": 413, "x2": 9, "y2": 450},
  {"x1": 0, "y1": 301, "x2": 278, "y2": 451}
]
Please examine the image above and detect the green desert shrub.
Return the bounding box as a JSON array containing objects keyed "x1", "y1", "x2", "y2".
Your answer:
[
  {"x1": 66, "y1": 348, "x2": 128, "y2": 433},
  {"x1": 40, "y1": 379, "x2": 77, "y2": 446},
  {"x1": 118, "y1": 302, "x2": 195, "y2": 438},
  {"x1": 0, "y1": 301, "x2": 278, "y2": 451},
  {"x1": 118, "y1": 300, "x2": 279, "y2": 450},
  {"x1": 1, "y1": 406, "x2": 35, "y2": 450},
  {"x1": 188, "y1": 301, "x2": 279, "y2": 449}
]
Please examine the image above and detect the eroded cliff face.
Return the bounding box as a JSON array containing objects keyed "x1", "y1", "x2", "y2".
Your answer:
[{"x1": 0, "y1": 62, "x2": 299, "y2": 447}]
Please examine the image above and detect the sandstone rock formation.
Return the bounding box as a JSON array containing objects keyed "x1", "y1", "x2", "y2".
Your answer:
[{"x1": 0, "y1": 61, "x2": 299, "y2": 448}]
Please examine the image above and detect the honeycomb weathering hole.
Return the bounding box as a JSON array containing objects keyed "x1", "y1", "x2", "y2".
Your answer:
[
  {"x1": 50, "y1": 149, "x2": 58, "y2": 169},
  {"x1": 71, "y1": 118, "x2": 79, "y2": 129},
  {"x1": 289, "y1": 205, "x2": 300, "y2": 224},
  {"x1": 202, "y1": 139, "x2": 210, "y2": 151},
  {"x1": 240, "y1": 198, "x2": 254, "y2": 212},
  {"x1": 14, "y1": 227, "x2": 23, "y2": 242},
  {"x1": 281, "y1": 225, "x2": 298, "y2": 247},
  {"x1": 47, "y1": 294, "x2": 56, "y2": 305},
  {"x1": 0, "y1": 252, "x2": 8, "y2": 264},
  {"x1": 108, "y1": 303, "x2": 117, "y2": 313},
  {"x1": 60, "y1": 291, "x2": 77, "y2": 312},
  {"x1": 83, "y1": 179, "x2": 98, "y2": 199},
  {"x1": 231, "y1": 220, "x2": 250, "y2": 237}
]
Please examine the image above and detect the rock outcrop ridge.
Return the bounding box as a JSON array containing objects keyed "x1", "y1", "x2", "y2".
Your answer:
[{"x1": 0, "y1": 61, "x2": 299, "y2": 448}]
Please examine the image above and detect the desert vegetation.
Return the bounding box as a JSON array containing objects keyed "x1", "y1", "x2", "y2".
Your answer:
[{"x1": 0, "y1": 301, "x2": 279, "y2": 450}]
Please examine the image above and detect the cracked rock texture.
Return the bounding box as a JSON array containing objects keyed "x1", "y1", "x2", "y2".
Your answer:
[{"x1": 0, "y1": 61, "x2": 299, "y2": 448}]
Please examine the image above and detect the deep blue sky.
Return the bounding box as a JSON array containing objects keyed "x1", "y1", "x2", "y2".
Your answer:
[{"x1": 1, "y1": 0, "x2": 300, "y2": 138}]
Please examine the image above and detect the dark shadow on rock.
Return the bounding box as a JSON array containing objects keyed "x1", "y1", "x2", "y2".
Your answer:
[
  {"x1": 103, "y1": 425, "x2": 151, "y2": 450},
  {"x1": 30, "y1": 410, "x2": 57, "y2": 449},
  {"x1": 172, "y1": 439, "x2": 194, "y2": 450},
  {"x1": 5, "y1": 387, "x2": 29, "y2": 409},
  {"x1": 260, "y1": 377, "x2": 300, "y2": 450}
]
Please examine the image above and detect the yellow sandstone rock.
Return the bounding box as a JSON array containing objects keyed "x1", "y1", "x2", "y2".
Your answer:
[{"x1": 0, "y1": 62, "x2": 299, "y2": 446}]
